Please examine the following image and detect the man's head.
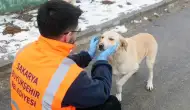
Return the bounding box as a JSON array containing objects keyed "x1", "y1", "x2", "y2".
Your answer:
[{"x1": 37, "y1": 0, "x2": 82, "y2": 44}]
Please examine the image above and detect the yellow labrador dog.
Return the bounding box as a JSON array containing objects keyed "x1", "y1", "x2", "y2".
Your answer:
[{"x1": 98, "y1": 31, "x2": 158, "y2": 101}]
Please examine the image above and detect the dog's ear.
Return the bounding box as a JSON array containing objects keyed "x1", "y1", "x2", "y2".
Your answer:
[{"x1": 120, "y1": 38, "x2": 128, "y2": 51}]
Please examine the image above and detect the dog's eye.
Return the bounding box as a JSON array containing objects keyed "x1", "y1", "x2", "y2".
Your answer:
[
  {"x1": 109, "y1": 38, "x2": 114, "y2": 41},
  {"x1": 101, "y1": 36, "x2": 104, "y2": 39}
]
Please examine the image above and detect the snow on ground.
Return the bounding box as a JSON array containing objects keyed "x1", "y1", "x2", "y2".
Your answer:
[
  {"x1": 110, "y1": 25, "x2": 128, "y2": 33},
  {"x1": 0, "y1": 14, "x2": 39, "y2": 59},
  {"x1": 0, "y1": 0, "x2": 162, "y2": 59},
  {"x1": 78, "y1": 0, "x2": 162, "y2": 30}
]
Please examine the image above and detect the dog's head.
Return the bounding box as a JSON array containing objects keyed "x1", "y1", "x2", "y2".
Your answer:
[{"x1": 98, "y1": 31, "x2": 128, "y2": 51}]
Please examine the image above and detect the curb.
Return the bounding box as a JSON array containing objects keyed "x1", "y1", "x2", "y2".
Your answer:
[
  {"x1": 76, "y1": 0, "x2": 177, "y2": 41},
  {"x1": 0, "y1": 0, "x2": 177, "y2": 70}
]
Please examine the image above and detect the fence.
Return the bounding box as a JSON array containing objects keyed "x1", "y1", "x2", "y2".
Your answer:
[{"x1": 0, "y1": 0, "x2": 47, "y2": 13}]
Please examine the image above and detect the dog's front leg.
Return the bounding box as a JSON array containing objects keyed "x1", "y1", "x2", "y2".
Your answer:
[
  {"x1": 116, "y1": 84, "x2": 122, "y2": 102},
  {"x1": 115, "y1": 75, "x2": 122, "y2": 101},
  {"x1": 116, "y1": 70, "x2": 137, "y2": 101}
]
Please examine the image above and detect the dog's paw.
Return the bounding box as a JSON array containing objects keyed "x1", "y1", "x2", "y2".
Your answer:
[
  {"x1": 146, "y1": 81, "x2": 154, "y2": 91},
  {"x1": 116, "y1": 93, "x2": 122, "y2": 101}
]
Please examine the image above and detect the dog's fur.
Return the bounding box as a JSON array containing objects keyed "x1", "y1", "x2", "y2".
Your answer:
[
  {"x1": 98, "y1": 31, "x2": 158, "y2": 101},
  {"x1": 64, "y1": 0, "x2": 76, "y2": 5}
]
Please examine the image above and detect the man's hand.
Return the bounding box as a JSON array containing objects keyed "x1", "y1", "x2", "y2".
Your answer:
[
  {"x1": 88, "y1": 36, "x2": 99, "y2": 58},
  {"x1": 96, "y1": 43, "x2": 119, "y2": 61}
]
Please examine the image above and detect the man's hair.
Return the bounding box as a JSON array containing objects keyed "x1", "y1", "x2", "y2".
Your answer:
[{"x1": 37, "y1": 0, "x2": 82, "y2": 39}]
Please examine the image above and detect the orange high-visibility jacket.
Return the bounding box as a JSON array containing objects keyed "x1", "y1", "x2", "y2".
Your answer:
[{"x1": 10, "y1": 36, "x2": 83, "y2": 110}]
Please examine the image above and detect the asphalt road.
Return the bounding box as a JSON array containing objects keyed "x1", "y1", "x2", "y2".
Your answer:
[
  {"x1": 1, "y1": 1, "x2": 190, "y2": 110},
  {"x1": 116, "y1": 4, "x2": 190, "y2": 110}
]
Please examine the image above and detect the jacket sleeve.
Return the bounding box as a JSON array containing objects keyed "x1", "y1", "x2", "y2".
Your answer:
[
  {"x1": 68, "y1": 51, "x2": 92, "y2": 68},
  {"x1": 61, "y1": 60, "x2": 112, "y2": 108}
]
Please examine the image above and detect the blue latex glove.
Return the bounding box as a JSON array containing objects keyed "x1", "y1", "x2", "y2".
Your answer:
[
  {"x1": 88, "y1": 36, "x2": 99, "y2": 58},
  {"x1": 97, "y1": 43, "x2": 119, "y2": 61}
]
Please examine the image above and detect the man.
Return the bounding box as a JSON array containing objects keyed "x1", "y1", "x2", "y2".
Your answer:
[{"x1": 10, "y1": 0, "x2": 121, "y2": 110}]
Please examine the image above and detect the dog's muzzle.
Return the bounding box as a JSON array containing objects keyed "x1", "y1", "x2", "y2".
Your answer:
[{"x1": 99, "y1": 44, "x2": 104, "y2": 51}]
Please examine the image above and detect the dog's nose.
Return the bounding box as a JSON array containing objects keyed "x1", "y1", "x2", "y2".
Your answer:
[{"x1": 99, "y1": 44, "x2": 104, "y2": 50}]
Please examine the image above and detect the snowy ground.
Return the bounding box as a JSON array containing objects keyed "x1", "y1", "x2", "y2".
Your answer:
[{"x1": 0, "y1": 0, "x2": 162, "y2": 60}]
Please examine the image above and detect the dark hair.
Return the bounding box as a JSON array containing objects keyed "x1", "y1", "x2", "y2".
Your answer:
[{"x1": 37, "y1": 0, "x2": 82, "y2": 39}]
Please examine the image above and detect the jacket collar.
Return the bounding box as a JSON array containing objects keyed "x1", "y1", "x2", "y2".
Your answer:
[{"x1": 37, "y1": 35, "x2": 75, "y2": 56}]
